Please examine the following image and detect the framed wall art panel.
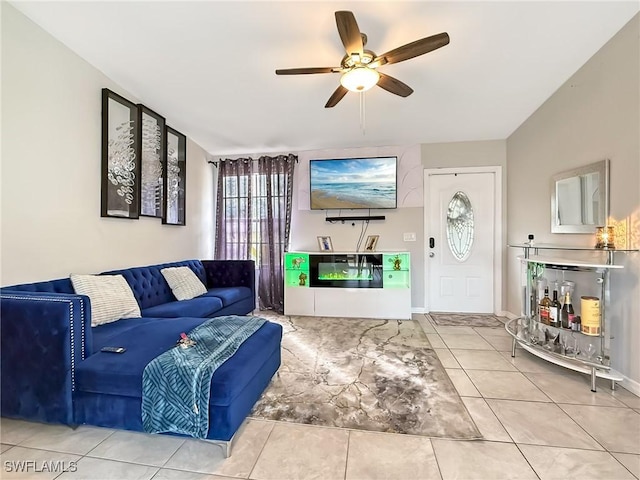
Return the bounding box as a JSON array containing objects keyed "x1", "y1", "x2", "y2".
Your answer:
[
  {"x1": 138, "y1": 105, "x2": 166, "y2": 218},
  {"x1": 163, "y1": 126, "x2": 186, "y2": 226},
  {"x1": 101, "y1": 88, "x2": 140, "y2": 219}
]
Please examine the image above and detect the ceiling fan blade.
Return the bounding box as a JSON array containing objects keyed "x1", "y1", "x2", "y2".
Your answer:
[
  {"x1": 335, "y1": 11, "x2": 363, "y2": 56},
  {"x1": 375, "y1": 32, "x2": 450, "y2": 65},
  {"x1": 275, "y1": 67, "x2": 338, "y2": 75},
  {"x1": 325, "y1": 85, "x2": 348, "y2": 108},
  {"x1": 377, "y1": 72, "x2": 414, "y2": 97}
]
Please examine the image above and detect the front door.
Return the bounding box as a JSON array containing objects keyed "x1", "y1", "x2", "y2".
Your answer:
[{"x1": 425, "y1": 171, "x2": 496, "y2": 313}]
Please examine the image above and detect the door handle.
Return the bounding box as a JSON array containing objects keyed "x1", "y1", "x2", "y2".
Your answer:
[{"x1": 429, "y1": 237, "x2": 435, "y2": 248}]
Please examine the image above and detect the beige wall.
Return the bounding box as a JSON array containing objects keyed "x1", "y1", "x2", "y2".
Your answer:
[
  {"x1": 507, "y1": 14, "x2": 640, "y2": 388},
  {"x1": 1, "y1": 4, "x2": 215, "y2": 286}
]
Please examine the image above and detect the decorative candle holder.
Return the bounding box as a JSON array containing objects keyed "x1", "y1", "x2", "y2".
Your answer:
[{"x1": 595, "y1": 226, "x2": 615, "y2": 249}]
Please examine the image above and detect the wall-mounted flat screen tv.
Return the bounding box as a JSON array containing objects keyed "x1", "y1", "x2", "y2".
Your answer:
[{"x1": 309, "y1": 156, "x2": 397, "y2": 210}]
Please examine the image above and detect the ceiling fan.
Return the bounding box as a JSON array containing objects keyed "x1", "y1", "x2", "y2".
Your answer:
[{"x1": 275, "y1": 11, "x2": 450, "y2": 108}]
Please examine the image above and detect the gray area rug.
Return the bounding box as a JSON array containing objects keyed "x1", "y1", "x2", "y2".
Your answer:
[
  {"x1": 251, "y1": 313, "x2": 481, "y2": 439},
  {"x1": 429, "y1": 312, "x2": 505, "y2": 328}
]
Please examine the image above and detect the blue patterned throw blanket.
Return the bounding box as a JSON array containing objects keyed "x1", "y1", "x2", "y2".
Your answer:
[{"x1": 142, "y1": 315, "x2": 266, "y2": 438}]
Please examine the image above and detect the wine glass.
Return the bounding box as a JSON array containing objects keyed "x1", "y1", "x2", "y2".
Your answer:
[
  {"x1": 585, "y1": 343, "x2": 597, "y2": 361},
  {"x1": 572, "y1": 337, "x2": 580, "y2": 358},
  {"x1": 560, "y1": 333, "x2": 572, "y2": 356},
  {"x1": 529, "y1": 323, "x2": 539, "y2": 344},
  {"x1": 544, "y1": 328, "x2": 558, "y2": 351},
  {"x1": 517, "y1": 320, "x2": 529, "y2": 341}
]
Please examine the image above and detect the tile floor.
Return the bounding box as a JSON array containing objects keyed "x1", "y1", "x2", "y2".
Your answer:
[{"x1": 1, "y1": 314, "x2": 639, "y2": 479}]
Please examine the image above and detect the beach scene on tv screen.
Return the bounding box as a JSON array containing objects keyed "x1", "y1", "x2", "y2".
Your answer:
[{"x1": 310, "y1": 157, "x2": 397, "y2": 209}]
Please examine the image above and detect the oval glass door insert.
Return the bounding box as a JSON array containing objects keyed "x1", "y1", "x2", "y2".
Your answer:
[{"x1": 446, "y1": 191, "x2": 474, "y2": 261}]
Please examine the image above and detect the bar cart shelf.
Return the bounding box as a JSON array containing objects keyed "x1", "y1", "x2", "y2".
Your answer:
[{"x1": 507, "y1": 243, "x2": 638, "y2": 392}]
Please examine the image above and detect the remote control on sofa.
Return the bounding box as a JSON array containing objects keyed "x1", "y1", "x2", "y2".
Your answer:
[{"x1": 101, "y1": 346, "x2": 126, "y2": 353}]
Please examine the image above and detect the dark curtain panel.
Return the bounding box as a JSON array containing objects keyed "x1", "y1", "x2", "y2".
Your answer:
[
  {"x1": 214, "y1": 154, "x2": 296, "y2": 314},
  {"x1": 255, "y1": 154, "x2": 295, "y2": 313},
  {"x1": 214, "y1": 158, "x2": 253, "y2": 260}
]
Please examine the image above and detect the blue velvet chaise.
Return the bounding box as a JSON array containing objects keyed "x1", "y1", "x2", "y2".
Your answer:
[{"x1": 0, "y1": 259, "x2": 282, "y2": 455}]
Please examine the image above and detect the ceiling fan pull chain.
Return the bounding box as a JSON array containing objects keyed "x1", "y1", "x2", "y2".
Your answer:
[{"x1": 360, "y1": 91, "x2": 366, "y2": 135}]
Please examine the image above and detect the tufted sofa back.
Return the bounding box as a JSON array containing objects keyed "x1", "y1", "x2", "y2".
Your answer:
[
  {"x1": 2, "y1": 277, "x2": 74, "y2": 294},
  {"x1": 101, "y1": 260, "x2": 206, "y2": 310},
  {"x1": 3, "y1": 260, "x2": 207, "y2": 311}
]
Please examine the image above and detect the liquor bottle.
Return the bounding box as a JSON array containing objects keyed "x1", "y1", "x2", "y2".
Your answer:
[
  {"x1": 572, "y1": 316, "x2": 581, "y2": 332},
  {"x1": 561, "y1": 292, "x2": 575, "y2": 329},
  {"x1": 550, "y1": 289, "x2": 562, "y2": 328},
  {"x1": 539, "y1": 287, "x2": 551, "y2": 325}
]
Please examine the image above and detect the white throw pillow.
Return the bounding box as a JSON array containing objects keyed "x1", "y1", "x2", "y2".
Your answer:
[
  {"x1": 70, "y1": 274, "x2": 141, "y2": 327},
  {"x1": 161, "y1": 266, "x2": 207, "y2": 301}
]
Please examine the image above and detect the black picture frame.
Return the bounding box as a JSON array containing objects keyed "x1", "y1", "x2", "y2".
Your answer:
[
  {"x1": 163, "y1": 126, "x2": 186, "y2": 226},
  {"x1": 138, "y1": 105, "x2": 166, "y2": 218},
  {"x1": 101, "y1": 88, "x2": 140, "y2": 219}
]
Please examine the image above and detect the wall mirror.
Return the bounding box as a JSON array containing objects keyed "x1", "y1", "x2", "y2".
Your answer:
[{"x1": 551, "y1": 159, "x2": 609, "y2": 233}]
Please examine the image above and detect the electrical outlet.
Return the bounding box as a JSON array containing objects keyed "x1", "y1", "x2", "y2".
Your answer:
[{"x1": 403, "y1": 232, "x2": 416, "y2": 242}]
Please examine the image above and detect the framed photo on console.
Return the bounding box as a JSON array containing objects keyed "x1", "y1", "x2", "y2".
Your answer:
[
  {"x1": 364, "y1": 235, "x2": 379, "y2": 251},
  {"x1": 101, "y1": 88, "x2": 140, "y2": 219},
  {"x1": 317, "y1": 236, "x2": 333, "y2": 252}
]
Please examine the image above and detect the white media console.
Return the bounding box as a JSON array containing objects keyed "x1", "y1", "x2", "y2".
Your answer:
[{"x1": 284, "y1": 252, "x2": 411, "y2": 319}]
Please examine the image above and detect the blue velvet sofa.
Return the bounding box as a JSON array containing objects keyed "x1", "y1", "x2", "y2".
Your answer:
[{"x1": 0, "y1": 259, "x2": 282, "y2": 453}]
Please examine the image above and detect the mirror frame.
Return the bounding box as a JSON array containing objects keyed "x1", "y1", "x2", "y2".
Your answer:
[{"x1": 550, "y1": 159, "x2": 609, "y2": 234}]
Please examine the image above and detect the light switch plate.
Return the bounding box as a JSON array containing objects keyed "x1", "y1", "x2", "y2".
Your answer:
[{"x1": 403, "y1": 232, "x2": 416, "y2": 242}]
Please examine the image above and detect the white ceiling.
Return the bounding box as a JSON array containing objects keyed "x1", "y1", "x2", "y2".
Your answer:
[{"x1": 11, "y1": 1, "x2": 639, "y2": 156}]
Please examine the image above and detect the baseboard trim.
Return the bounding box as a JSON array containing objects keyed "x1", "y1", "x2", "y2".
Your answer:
[
  {"x1": 414, "y1": 309, "x2": 518, "y2": 318},
  {"x1": 620, "y1": 375, "x2": 640, "y2": 397}
]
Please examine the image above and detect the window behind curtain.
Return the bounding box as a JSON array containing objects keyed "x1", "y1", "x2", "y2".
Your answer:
[
  {"x1": 215, "y1": 158, "x2": 251, "y2": 260},
  {"x1": 253, "y1": 170, "x2": 289, "y2": 265}
]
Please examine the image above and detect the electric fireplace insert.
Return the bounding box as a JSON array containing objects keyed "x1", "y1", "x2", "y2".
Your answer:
[{"x1": 309, "y1": 253, "x2": 383, "y2": 288}]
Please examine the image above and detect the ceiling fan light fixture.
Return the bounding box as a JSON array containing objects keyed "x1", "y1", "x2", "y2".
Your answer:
[
  {"x1": 340, "y1": 66, "x2": 380, "y2": 92},
  {"x1": 275, "y1": 11, "x2": 450, "y2": 108}
]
